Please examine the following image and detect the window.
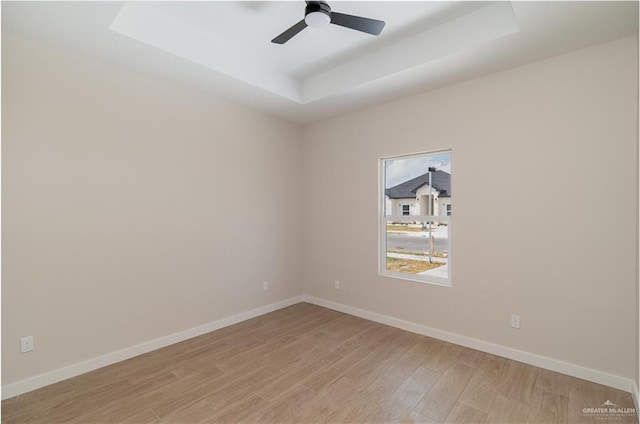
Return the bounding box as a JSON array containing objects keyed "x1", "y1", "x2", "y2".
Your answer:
[{"x1": 380, "y1": 150, "x2": 451, "y2": 286}]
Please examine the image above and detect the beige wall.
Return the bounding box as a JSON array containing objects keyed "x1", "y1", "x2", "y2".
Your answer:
[
  {"x1": 1, "y1": 35, "x2": 303, "y2": 385},
  {"x1": 302, "y1": 36, "x2": 638, "y2": 380},
  {"x1": 3, "y1": 32, "x2": 638, "y2": 389}
]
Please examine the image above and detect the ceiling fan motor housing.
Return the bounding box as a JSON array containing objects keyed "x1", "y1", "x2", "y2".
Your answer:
[{"x1": 305, "y1": 1, "x2": 331, "y2": 27}]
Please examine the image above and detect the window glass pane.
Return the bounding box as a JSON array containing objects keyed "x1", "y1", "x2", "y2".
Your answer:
[
  {"x1": 382, "y1": 150, "x2": 451, "y2": 284},
  {"x1": 384, "y1": 152, "x2": 451, "y2": 217},
  {"x1": 385, "y1": 220, "x2": 448, "y2": 278}
]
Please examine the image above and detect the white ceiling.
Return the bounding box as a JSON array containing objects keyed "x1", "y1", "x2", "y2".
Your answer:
[{"x1": 2, "y1": 1, "x2": 638, "y2": 124}]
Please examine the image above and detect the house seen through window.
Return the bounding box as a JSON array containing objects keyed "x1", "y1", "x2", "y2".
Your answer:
[{"x1": 380, "y1": 150, "x2": 451, "y2": 286}]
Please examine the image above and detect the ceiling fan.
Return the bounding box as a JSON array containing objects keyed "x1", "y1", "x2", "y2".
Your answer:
[{"x1": 271, "y1": 1, "x2": 385, "y2": 45}]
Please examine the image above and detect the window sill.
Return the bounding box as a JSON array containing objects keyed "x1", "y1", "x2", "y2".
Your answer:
[{"x1": 379, "y1": 270, "x2": 451, "y2": 287}]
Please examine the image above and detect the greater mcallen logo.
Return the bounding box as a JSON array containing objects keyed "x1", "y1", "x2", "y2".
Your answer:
[{"x1": 583, "y1": 400, "x2": 636, "y2": 420}]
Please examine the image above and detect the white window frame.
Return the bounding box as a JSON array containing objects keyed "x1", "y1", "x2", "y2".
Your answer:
[{"x1": 379, "y1": 150, "x2": 452, "y2": 287}]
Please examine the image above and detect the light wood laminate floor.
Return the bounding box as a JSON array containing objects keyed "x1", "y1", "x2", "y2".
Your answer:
[{"x1": 2, "y1": 303, "x2": 637, "y2": 424}]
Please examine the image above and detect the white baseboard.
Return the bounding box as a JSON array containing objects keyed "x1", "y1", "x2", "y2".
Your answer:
[
  {"x1": 4, "y1": 294, "x2": 635, "y2": 400},
  {"x1": 1, "y1": 295, "x2": 304, "y2": 400},
  {"x1": 303, "y1": 295, "x2": 635, "y2": 394}
]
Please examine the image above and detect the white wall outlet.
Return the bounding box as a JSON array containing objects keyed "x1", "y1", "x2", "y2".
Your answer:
[
  {"x1": 21, "y1": 336, "x2": 34, "y2": 353},
  {"x1": 510, "y1": 314, "x2": 521, "y2": 329},
  {"x1": 262, "y1": 281, "x2": 269, "y2": 291},
  {"x1": 334, "y1": 280, "x2": 340, "y2": 290}
]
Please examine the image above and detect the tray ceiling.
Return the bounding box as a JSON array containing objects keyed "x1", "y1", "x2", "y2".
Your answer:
[{"x1": 2, "y1": 1, "x2": 638, "y2": 123}]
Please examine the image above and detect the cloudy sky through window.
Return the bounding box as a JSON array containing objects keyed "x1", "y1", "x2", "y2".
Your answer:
[{"x1": 385, "y1": 152, "x2": 451, "y2": 188}]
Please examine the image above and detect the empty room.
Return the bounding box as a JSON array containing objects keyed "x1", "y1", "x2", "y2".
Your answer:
[{"x1": 1, "y1": 1, "x2": 639, "y2": 423}]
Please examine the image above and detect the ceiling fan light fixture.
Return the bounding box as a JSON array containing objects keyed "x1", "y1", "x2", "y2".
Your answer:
[
  {"x1": 271, "y1": 0, "x2": 385, "y2": 44},
  {"x1": 305, "y1": 10, "x2": 330, "y2": 28}
]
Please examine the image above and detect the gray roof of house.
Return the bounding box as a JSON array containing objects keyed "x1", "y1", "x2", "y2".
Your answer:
[{"x1": 385, "y1": 170, "x2": 451, "y2": 199}]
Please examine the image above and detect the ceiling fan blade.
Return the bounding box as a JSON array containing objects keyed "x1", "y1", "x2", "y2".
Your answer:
[
  {"x1": 330, "y1": 12, "x2": 385, "y2": 35},
  {"x1": 271, "y1": 19, "x2": 308, "y2": 44}
]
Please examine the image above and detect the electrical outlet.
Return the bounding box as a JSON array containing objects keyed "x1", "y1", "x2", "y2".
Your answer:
[
  {"x1": 262, "y1": 281, "x2": 269, "y2": 291},
  {"x1": 334, "y1": 280, "x2": 340, "y2": 290},
  {"x1": 510, "y1": 314, "x2": 520, "y2": 329},
  {"x1": 21, "y1": 336, "x2": 34, "y2": 353}
]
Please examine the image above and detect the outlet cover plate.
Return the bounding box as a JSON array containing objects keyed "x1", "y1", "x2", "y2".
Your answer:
[
  {"x1": 510, "y1": 314, "x2": 520, "y2": 329},
  {"x1": 21, "y1": 336, "x2": 34, "y2": 353}
]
